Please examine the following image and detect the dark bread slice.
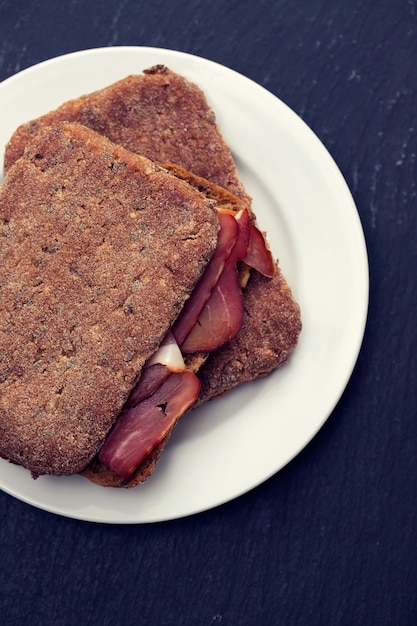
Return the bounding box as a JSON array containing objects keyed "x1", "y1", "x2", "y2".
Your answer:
[
  {"x1": 4, "y1": 65, "x2": 250, "y2": 204},
  {"x1": 0, "y1": 122, "x2": 219, "y2": 477}
]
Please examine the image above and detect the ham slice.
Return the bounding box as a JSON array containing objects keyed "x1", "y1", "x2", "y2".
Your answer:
[
  {"x1": 125, "y1": 364, "x2": 170, "y2": 408},
  {"x1": 179, "y1": 261, "x2": 244, "y2": 353},
  {"x1": 242, "y1": 220, "x2": 275, "y2": 278},
  {"x1": 180, "y1": 209, "x2": 250, "y2": 353},
  {"x1": 99, "y1": 370, "x2": 200, "y2": 481},
  {"x1": 172, "y1": 212, "x2": 239, "y2": 345}
]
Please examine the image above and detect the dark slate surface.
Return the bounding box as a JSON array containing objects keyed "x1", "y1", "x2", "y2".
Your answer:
[{"x1": 0, "y1": 0, "x2": 416, "y2": 624}]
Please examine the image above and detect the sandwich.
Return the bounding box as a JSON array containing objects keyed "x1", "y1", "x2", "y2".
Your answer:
[{"x1": 1, "y1": 66, "x2": 301, "y2": 487}]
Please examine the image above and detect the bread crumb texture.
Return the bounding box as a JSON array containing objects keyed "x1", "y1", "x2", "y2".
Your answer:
[{"x1": 0, "y1": 122, "x2": 218, "y2": 475}]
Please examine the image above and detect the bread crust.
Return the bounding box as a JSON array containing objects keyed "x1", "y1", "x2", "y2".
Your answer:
[{"x1": 0, "y1": 122, "x2": 218, "y2": 476}]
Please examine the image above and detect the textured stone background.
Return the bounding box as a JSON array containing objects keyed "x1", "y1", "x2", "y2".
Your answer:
[{"x1": 0, "y1": 1, "x2": 416, "y2": 624}]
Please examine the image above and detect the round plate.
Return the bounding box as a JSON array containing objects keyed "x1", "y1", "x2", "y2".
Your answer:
[{"x1": 0, "y1": 47, "x2": 368, "y2": 523}]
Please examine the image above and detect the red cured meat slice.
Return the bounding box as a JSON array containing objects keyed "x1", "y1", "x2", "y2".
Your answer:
[
  {"x1": 172, "y1": 212, "x2": 239, "y2": 346},
  {"x1": 180, "y1": 209, "x2": 250, "y2": 353},
  {"x1": 242, "y1": 221, "x2": 275, "y2": 278},
  {"x1": 99, "y1": 370, "x2": 200, "y2": 480}
]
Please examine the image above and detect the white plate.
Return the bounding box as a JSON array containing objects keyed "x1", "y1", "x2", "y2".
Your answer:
[{"x1": 0, "y1": 47, "x2": 368, "y2": 523}]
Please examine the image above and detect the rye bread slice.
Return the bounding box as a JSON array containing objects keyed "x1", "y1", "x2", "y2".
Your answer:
[
  {"x1": 4, "y1": 65, "x2": 250, "y2": 204},
  {"x1": 0, "y1": 122, "x2": 219, "y2": 477}
]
